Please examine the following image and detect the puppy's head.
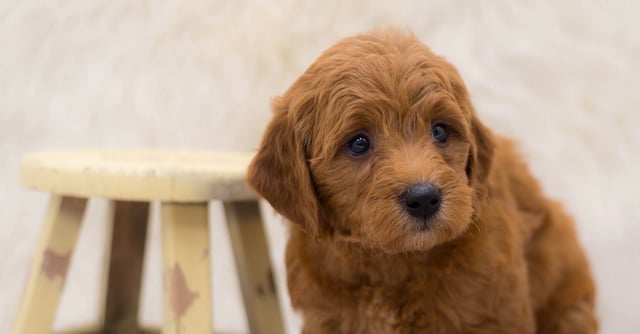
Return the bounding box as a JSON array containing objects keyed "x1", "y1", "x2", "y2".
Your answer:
[{"x1": 248, "y1": 29, "x2": 494, "y2": 252}]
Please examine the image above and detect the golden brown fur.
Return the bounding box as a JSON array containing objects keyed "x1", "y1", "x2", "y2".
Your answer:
[{"x1": 248, "y1": 28, "x2": 597, "y2": 333}]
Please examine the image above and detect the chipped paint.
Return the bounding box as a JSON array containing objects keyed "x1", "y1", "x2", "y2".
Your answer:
[
  {"x1": 200, "y1": 247, "x2": 209, "y2": 261},
  {"x1": 41, "y1": 249, "x2": 70, "y2": 280},
  {"x1": 165, "y1": 263, "x2": 199, "y2": 322}
]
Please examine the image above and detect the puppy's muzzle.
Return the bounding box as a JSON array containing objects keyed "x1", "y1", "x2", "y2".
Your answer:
[{"x1": 401, "y1": 183, "x2": 442, "y2": 220}]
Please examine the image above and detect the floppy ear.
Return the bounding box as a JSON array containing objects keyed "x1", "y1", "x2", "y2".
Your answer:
[
  {"x1": 466, "y1": 112, "x2": 495, "y2": 209},
  {"x1": 446, "y1": 67, "x2": 495, "y2": 201},
  {"x1": 247, "y1": 98, "x2": 324, "y2": 238}
]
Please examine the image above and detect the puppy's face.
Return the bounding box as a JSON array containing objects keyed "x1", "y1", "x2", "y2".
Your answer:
[{"x1": 249, "y1": 30, "x2": 494, "y2": 253}]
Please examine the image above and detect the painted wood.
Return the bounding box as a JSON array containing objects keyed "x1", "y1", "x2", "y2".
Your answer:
[
  {"x1": 161, "y1": 202, "x2": 213, "y2": 334},
  {"x1": 20, "y1": 150, "x2": 257, "y2": 202},
  {"x1": 224, "y1": 200, "x2": 285, "y2": 334},
  {"x1": 102, "y1": 200, "x2": 150, "y2": 333},
  {"x1": 16, "y1": 150, "x2": 280, "y2": 334},
  {"x1": 13, "y1": 195, "x2": 87, "y2": 334},
  {"x1": 53, "y1": 326, "x2": 243, "y2": 334}
]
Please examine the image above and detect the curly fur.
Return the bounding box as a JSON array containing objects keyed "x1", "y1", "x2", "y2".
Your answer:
[{"x1": 248, "y1": 28, "x2": 596, "y2": 334}]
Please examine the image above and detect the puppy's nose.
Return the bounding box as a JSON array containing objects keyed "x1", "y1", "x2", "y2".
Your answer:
[{"x1": 402, "y1": 183, "x2": 442, "y2": 219}]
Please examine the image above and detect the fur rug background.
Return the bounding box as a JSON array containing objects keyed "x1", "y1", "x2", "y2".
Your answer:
[{"x1": 1, "y1": 1, "x2": 638, "y2": 333}]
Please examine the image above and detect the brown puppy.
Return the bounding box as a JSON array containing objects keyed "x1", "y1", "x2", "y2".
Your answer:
[{"x1": 248, "y1": 28, "x2": 597, "y2": 334}]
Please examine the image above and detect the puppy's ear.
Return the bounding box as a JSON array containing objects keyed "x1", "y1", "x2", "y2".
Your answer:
[
  {"x1": 247, "y1": 98, "x2": 324, "y2": 238},
  {"x1": 466, "y1": 112, "x2": 495, "y2": 207}
]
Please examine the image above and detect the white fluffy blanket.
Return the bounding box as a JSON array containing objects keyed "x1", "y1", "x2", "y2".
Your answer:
[{"x1": 1, "y1": 1, "x2": 638, "y2": 333}]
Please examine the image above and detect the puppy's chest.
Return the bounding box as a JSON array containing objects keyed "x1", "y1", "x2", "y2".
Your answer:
[
  {"x1": 349, "y1": 289, "x2": 400, "y2": 333},
  {"x1": 338, "y1": 280, "x2": 469, "y2": 333},
  {"x1": 328, "y1": 274, "x2": 510, "y2": 333}
]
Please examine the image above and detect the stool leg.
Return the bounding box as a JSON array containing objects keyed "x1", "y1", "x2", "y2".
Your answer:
[
  {"x1": 102, "y1": 201, "x2": 150, "y2": 334},
  {"x1": 160, "y1": 202, "x2": 212, "y2": 334},
  {"x1": 223, "y1": 200, "x2": 285, "y2": 334},
  {"x1": 13, "y1": 195, "x2": 87, "y2": 334}
]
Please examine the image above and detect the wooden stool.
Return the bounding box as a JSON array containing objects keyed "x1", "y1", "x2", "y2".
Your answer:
[{"x1": 14, "y1": 150, "x2": 284, "y2": 334}]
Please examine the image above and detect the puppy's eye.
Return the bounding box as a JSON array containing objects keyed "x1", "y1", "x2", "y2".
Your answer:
[
  {"x1": 431, "y1": 123, "x2": 448, "y2": 144},
  {"x1": 347, "y1": 134, "x2": 371, "y2": 156}
]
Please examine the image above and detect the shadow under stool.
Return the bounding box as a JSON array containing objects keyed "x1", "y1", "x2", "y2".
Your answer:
[{"x1": 13, "y1": 149, "x2": 284, "y2": 334}]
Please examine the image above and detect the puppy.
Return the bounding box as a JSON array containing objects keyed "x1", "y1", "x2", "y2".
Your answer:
[{"x1": 248, "y1": 28, "x2": 597, "y2": 333}]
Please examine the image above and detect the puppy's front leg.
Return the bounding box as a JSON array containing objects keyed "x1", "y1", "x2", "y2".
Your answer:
[
  {"x1": 535, "y1": 277, "x2": 597, "y2": 334},
  {"x1": 525, "y1": 201, "x2": 597, "y2": 333}
]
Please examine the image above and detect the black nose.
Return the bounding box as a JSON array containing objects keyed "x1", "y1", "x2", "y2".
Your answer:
[{"x1": 402, "y1": 183, "x2": 442, "y2": 219}]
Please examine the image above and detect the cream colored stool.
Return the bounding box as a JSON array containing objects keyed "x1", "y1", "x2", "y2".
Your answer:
[{"x1": 14, "y1": 150, "x2": 284, "y2": 334}]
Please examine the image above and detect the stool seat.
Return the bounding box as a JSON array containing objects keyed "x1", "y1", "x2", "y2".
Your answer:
[{"x1": 21, "y1": 149, "x2": 257, "y2": 202}]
